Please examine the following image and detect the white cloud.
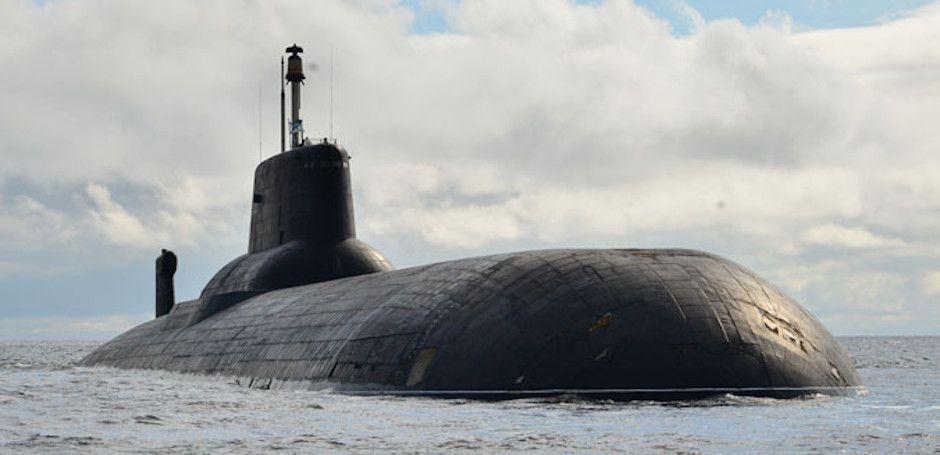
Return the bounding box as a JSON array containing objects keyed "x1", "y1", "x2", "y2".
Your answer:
[
  {"x1": 924, "y1": 272, "x2": 940, "y2": 296},
  {"x1": 83, "y1": 180, "x2": 243, "y2": 250},
  {"x1": 800, "y1": 224, "x2": 906, "y2": 249},
  {"x1": 793, "y1": 4, "x2": 940, "y2": 167},
  {"x1": 768, "y1": 259, "x2": 914, "y2": 332},
  {"x1": 769, "y1": 260, "x2": 841, "y2": 293},
  {"x1": 672, "y1": 0, "x2": 707, "y2": 33},
  {"x1": 836, "y1": 272, "x2": 908, "y2": 314},
  {"x1": 361, "y1": 163, "x2": 865, "y2": 249},
  {"x1": 1, "y1": 0, "x2": 940, "y2": 334},
  {"x1": 0, "y1": 195, "x2": 77, "y2": 250},
  {"x1": 85, "y1": 183, "x2": 157, "y2": 248}
]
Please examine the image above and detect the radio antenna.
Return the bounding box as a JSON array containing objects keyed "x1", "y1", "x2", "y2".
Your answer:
[
  {"x1": 330, "y1": 42, "x2": 334, "y2": 141},
  {"x1": 280, "y1": 56, "x2": 285, "y2": 153},
  {"x1": 258, "y1": 85, "x2": 263, "y2": 161}
]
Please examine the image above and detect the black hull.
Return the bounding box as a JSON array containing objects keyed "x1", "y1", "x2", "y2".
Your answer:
[{"x1": 82, "y1": 248, "x2": 862, "y2": 400}]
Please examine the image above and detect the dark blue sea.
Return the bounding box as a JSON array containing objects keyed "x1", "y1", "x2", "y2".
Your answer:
[{"x1": 1, "y1": 337, "x2": 937, "y2": 454}]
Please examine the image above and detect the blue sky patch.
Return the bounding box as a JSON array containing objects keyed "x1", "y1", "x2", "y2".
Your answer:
[{"x1": 399, "y1": 0, "x2": 938, "y2": 35}]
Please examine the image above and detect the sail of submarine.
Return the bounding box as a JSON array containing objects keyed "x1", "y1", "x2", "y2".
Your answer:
[{"x1": 82, "y1": 44, "x2": 863, "y2": 400}]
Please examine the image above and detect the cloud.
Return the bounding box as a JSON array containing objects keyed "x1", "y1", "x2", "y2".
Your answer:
[
  {"x1": 1, "y1": 0, "x2": 940, "y2": 334},
  {"x1": 835, "y1": 272, "x2": 908, "y2": 314},
  {"x1": 5, "y1": 0, "x2": 940, "y2": 252},
  {"x1": 671, "y1": 0, "x2": 707, "y2": 33},
  {"x1": 767, "y1": 259, "x2": 920, "y2": 332},
  {"x1": 0, "y1": 195, "x2": 77, "y2": 251},
  {"x1": 85, "y1": 183, "x2": 157, "y2": 248},
  {"x1": 800, "y1": 224, "x2": 906, "y2": 250},
  {"x1": 924, "y1": 272, "x2": 940, "y2": 296},
  {"x1": 83, "y1": 180, "x2": 243, "y2": 250},
  {"x1": 361, "y1": 163, "x2": 865, "y2": 250}
]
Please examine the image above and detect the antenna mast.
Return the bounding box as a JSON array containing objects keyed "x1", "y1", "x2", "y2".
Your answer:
[
  {"x1": 280, "y1": 56, "x2": 285, "y2": 153},
  {"x1": 285, "y1": 44, "x2": 306, "y2": 149},
  {"x1": 258, "y1": 85, "x2": 263, "y2": 161},
  {"x1": 330, "y1": 43, "x2": 334, "y2": 141}
]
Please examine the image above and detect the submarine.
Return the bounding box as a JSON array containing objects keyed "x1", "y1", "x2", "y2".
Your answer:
[{"x1": 82, "y1": 45, "x2": 863, "y2": 400}]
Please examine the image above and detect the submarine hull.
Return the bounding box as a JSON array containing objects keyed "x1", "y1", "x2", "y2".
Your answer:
[{"x1": 82, "y1": 248, "x2": 862, "y2": 400}]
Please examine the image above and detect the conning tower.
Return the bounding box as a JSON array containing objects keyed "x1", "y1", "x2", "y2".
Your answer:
[
  {"x1": 192, "y1": 44, "x2": 392, "y2": 323},
  {"x1": 249, "y1": 140, "x2": 356, "y2": 252}
]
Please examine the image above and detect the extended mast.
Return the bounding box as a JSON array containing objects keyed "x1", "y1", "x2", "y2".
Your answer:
[
  {"x1": 285, "y1": 44, "x2": 305, "y2": 148},
  {"x1": 280, "y1": 56, "x2": 285, "y2": 153}
]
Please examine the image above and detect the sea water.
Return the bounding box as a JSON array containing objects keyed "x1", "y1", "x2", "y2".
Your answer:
[{"x1": 1, "y1": 337, "x2": 938, "y2": 454}]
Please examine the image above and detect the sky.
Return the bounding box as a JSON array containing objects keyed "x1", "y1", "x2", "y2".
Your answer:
[{"x1": 1, "y1": 0, "x2": 939, "y2": 339}]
